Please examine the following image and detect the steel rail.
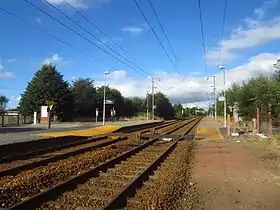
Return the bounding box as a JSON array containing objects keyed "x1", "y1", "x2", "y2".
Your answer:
[
  {"x1": 6, "y1": 118, "x2": 198, "y2": 210},
  {"x1": 104, "y1": 118, "x2": 201, "y2": 209},
  {"x1": 0, "y1": 120, "x2": 182, "y2": 177},
  {"x1": 0, "y1": 121, "x2": 166, "y2": 162},
  {"x1": 0, "y1": 137, "x2": 124, "y2": 177}
]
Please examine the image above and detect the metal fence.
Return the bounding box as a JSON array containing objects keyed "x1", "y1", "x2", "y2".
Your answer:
[{"x1": 0, "y1": 114, "x2": 33, "y2": 127}]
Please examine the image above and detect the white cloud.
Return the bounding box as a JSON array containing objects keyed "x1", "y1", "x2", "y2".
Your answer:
[
  {"x1": 190, "y1": 71, "x2": 202, "y2": 76},
  {"x1": 206, "y1": 1, "x2": 280, "y2": 64},
  {"x1": 42, "y1": 54, "x2": 63, "y2": 65},
  {"x1": 0, "y1": 64, "x2": 13, "y2": 78},
  {"x1": 95, "y1": 53, "x2": 280, "y2": 108},
  {"x1": 122, "y1": 27, "x2": 144, "y2": 35},
  {"x1": 9, "y1": 96, "x2": 21, "y2": 101},
  {"x1": 109, "y1": 70, "x2": 126, "y2": 80},
  {"x1": 45, "y1": 0, "x2": 110, "y2": 8},
  {"x1": 254, "y1": 0, "x2": 277, "y2": 19},
  {"x1": 7, "y1": 58, "x2": 17, "y2": 63},
  {"x1": 45, "y1": 0, "x2": 86, "y2": 8},
  {"x1": 35, "y1": 18, "x2": 42, "y2": 24}
]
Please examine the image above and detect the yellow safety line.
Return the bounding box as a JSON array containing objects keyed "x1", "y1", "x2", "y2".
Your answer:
[{"x1": 35, "y1": 125, "x2": 122, "y2": 137}]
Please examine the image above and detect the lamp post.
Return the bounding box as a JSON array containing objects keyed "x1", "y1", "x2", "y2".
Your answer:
[
  {"x1": 207, "y1": 76, "x2": 217, "y2": 120},
  {"x1": 146, "y1": 91, "x2": 149, "y2": 120},
  {"x1": 219, "y1": 65, "x2": 226, "y2": 128},
  {"x1": 103, "y1": 71, "x2": 110, "y2": 125}
]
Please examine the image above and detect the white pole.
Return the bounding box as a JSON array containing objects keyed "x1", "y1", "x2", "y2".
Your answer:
[
  {"x1": 152, "y1": 77, "x2": 155, "y2": 120},
  {"x1": 33, "y1": 111, "x2": 37, "y2": 125},
  {"x1": 146, "y1": 91, "x2": 149, "y2": 120},
  {"x1": 214, "y1": 76, "x2": 217, "y2": 120},
  {"x1": 102, "y1": 72, "x2": 107, "y2": 126},
  {"x1": 223, "y1": 68, "x2": 227, "y2": 128}
]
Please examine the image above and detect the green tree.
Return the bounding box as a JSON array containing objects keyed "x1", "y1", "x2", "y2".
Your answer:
[
  {"x1": 123, "y1": 98, "x2": 137, "y2": 117},
  {"x1": 0, "y1": 95, "x2": 9, "y2": 113},
  {"x1": 130, "y1": 97, "x2": 146, "y2": 114},
  {"x1": 153, "y1": 92, "x2": 175, "y2": 119},
  {"x1": 71, "y1": 78, "x2": 97, "y2": 117},
  {"x1": 214, "y1": 74, "x2": 280, "y2": 121},
  {"x1": 19, "y1": 64, "x2": 73, "y2": 121},
  {"x1": 174, "y1": 103, "x2": 183, "y2": 117}
]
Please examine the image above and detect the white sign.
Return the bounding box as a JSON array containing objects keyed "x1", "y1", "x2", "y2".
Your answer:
[
  {"x1": 96, "y1": 108, "x2": 99, "y2": 116},
  {"x1": 218, "y1": 96, "x2": 225, "y2": 102},
  {"x1": 41, "y1": 106, "x2": 48, "y2": 121},
  {"x1": 105, "y1": 100, "x2": 115, "y2": 104}
]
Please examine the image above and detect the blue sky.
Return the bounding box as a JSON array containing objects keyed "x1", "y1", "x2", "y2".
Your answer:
[{"x1": 1, "y1": 0, "x2": 280, "y2": 108}]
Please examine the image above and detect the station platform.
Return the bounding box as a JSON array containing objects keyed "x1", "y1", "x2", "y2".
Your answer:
[
  {"x1": 192, "y1": 118, "x2": 280, "y2": 209},
  {"x1": 36, "y1": 125, "x2": 121, "y2": 137},
  {"x1": 0, "y1": 120, "x2": 160, "y2": 146},
  {"x1": 195, "y1": 117, "x2": 224, "y2": 141}
]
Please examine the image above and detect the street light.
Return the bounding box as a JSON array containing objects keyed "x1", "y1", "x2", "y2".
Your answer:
[
  {"x1": 219, "y1": 65, "x2": 226, "y2": 128},
  {"x1": 207, "y1": 76, "x2": 216, "y2": 120},
  {"x1": 103, "y1": 71, "x2": 110, "y2": 125}
]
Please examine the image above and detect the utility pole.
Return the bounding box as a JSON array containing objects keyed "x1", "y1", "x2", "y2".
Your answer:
[
  {"x1": 146, "y1": 91, "x2": 149, "y2": 120},
  {"x1": 219, "y1": 65, "x2": 227, "y2": 128},
  {"x1": 207, "y1": 76, "x2": 216, "y2": 120},
  {"x1": 152, "y1": 77, "x2": 155, "y2": 120},
  {"x1": 103, "y1": 71, "x2": 110, "y2": 125},
  {"x1": 268, "y1": 103, "x2": 272, "y2": 136},
  {"x1": 213, "y1": 76, "x2": 217, "y2": 120}
]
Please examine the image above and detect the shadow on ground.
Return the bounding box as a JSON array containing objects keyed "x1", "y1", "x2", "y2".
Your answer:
[{"x1": 0, "y1": 127, "x2": 46, "y2": 133}]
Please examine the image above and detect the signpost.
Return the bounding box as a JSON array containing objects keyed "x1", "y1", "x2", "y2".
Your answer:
[
  {"x1": 43, "y1": 100, "x2": 56, "y2": 129},
  {"x1": 218, "y1": 96, "x2": 225, "y2": 102},
  {"x1": 105, "y1": 99, "x2": 115, "y2": 105},
  {"x1": 95, "y1": 108, "x2": 99, "y2": 123}
]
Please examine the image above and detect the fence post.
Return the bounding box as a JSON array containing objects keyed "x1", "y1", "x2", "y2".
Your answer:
[
  {"x1": 1, "y1": 114, "x2": 4, "y2": 127},
  {"x1": 227, "y1": 114, "x2": 231, "y2": 137},
  {"x1": 256, "y1": 106, "x2": 260, "y2": 133},
  {"x1": 268, "y1": 103, "x2": 272, "y2": 136},
  {"x1": 16, "y1": 115, "x2": 18, "y2": 126}
]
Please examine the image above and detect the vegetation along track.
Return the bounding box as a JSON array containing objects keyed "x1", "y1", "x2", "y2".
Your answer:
[
  {"x1": 0, "y1": 120, "x2": 180, "y2": 177},
  {"x1": 1, "y1": 117, "x2": 201, "y2": 209},
  {"x1": 0, "y1": 119, "x2": 188, "y2": 208}
]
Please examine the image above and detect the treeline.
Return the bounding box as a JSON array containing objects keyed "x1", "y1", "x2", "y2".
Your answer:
[
  {"x1": 18, "y1": 64, "x2": 175, "y2": 121},
  {"x1": 174, "y1": 103, "x2": 206, "y2": 117},
  {"x1": 210, "y1": 66, "x2": 280, "y2": 123}
]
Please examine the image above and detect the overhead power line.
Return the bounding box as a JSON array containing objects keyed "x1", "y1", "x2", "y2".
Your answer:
[
  {"x1": 0, "y1": 7, "x2": 111, "y2": 69},
  {"x1": 146, "y1": 0, "x2": 178, "y2": 62},
  {"x1": 197, "y1": 0, "x2": 207, "y2": 72},
  {"x1": 42, "y1": 0, "x2": 150, "y2": 77},
  {"x1": 217, "y1": 0, "x2": 228, "y2": 66},
  {"x1": 63, "y1": 0, "x2": 134, "y2": 61},
  {"x1": 132, "y1": 0, "x2": 184, "y2": 80},
  {"x1": 23, "y1": 0, "x2": 150, "y2": 77}
]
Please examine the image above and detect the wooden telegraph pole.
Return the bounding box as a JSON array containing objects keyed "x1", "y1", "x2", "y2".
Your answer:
[
  {"x1": 46, "y1": 100, "x2": 56, "y2": 129},
  {"x1": 256, "y1": 106, "x2": 260, "y2": 133},
  {"x1": 268, "y1": 103, "x2": 272, "y2": 136}
]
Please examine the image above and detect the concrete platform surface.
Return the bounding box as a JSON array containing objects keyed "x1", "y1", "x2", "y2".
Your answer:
[
  {"x1": 192, "y1": 140, "x2": 280, "y2": 209},
  {"x1": 0, "y1": 120, "x2": 160, "y2": 146},
  {"x1": 196, "y1": 117, "x2": 224, "y2": 141}
]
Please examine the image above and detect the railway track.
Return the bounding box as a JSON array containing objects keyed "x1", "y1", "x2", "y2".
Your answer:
[
  {"x1": 0, "y1": 120, "x2": 180, "y2": 177},
  {"x1": 1, "y1": 117, "x2": 201, "y2": 209},
  {"x1": 0, "y1": 119, "x2": 187, "y2": 208}
]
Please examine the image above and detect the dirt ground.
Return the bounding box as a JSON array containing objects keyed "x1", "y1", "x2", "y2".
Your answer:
[{"x1": 191, "y1": 139, "x2": 280, "y2": 210}]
